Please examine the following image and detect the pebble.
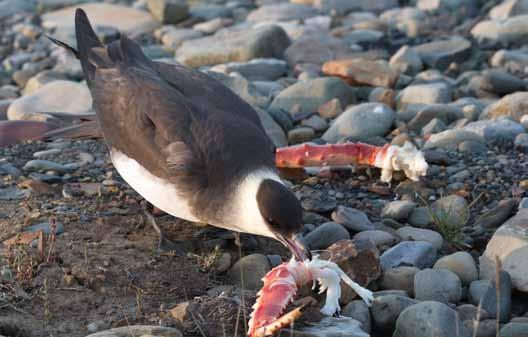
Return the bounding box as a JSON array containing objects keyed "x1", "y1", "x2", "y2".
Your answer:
[
  {"x1": 304, "y1": 222, "x2": 350, "y2": 250},
  {"x1": 0, "y1": 159, "x2": 21, "y2": 177},
  {"x1": 480, "y1": 69, "x2": 525, "y2": 95},
  {"x1": 331, "y1": 206, "x2": 375, "y2": 232},
  {"x1": 158, "y1": 27, "x2": 202, "y2": 50},
  {"x1": 269, "y1": 77, "x2": 355, "y2": 119},
  {"x1": 380, "y1": 266, "x2": 419, "y2": 295},
  {"x1": 0, "y1": 187, "x2": 30, "y2": 200},
  {"x1": 468, "y1": 280, "x2": 491, "y2": 305},
  {"x1": 33, "y1": 149, "x2": 61, "y2": 158},
  {"x1": 288, "y1": 127, "x2": 315, "y2": 144},
  {"x1": 393, "y1": 301, "x2": 471, "y2": 337},
  {"x1": 396, "y1": 226, "x2": 444, "y2": 250},
  {"x1": 414, "y1": 268, "x2": 462, "y2": 303},
  {"x1": 213, "y1": 253, "x2": 231, "y2": 273},
  {"x1": 479, "y1": 209, "x2": 528, "y2": 292},
  {"x1": 471, "y1": 15, "x2": 528, "y2": 47},
  {"x1": 322, "y1": 103, "x2": 395, "y2": 143},
  {"x1": 176, "y1": 25, "x2": 290, "y2": 68},
  {"x1": 228, "y1": 254, "x2": 270, "y2": 290},
  {"x1": 431, "y1": 195, "x2": 469, "y2": 225},
  {"x1": 380, "y1": 241, "x2": 437, "y2": 271},
  {"x1": 371, "y1": 295, "x2": 419, "y2": 332},
  {"x1": 300, "y1": 115, "x2": 328, "y2": 131},
  {"x1": 433, "y1": 252, "x2": 478, "y2": 285},
  {"x1": 246, "y1": 3, "x2": 318, "y2": 22}
]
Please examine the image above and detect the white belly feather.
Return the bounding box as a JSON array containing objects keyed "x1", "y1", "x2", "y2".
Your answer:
[{"x1": 110, "y1": 149, "x2": 200, "y2": 223}]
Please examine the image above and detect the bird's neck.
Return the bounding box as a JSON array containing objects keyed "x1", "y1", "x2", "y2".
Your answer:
[{"x1": 223, "y1": 168, "x2": 283, "y2": 238}]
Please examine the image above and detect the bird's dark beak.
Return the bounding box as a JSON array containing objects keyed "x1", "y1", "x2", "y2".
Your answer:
[{"x1": 281, "y1": 233, "x2": 311, "y2": 261}]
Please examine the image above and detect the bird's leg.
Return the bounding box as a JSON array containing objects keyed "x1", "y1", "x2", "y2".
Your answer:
[{"x1": 141, "y1": 201, "x2": 188, "y2": 254}]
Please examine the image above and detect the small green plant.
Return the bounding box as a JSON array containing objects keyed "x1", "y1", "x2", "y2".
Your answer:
[{"x1": 428, "y1": 205, "x2": 469, "y2": 247}]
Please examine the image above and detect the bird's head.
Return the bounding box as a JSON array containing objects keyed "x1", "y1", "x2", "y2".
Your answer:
[{"x1": 256, "y1": 179, "x2": 311, "y2": 261}]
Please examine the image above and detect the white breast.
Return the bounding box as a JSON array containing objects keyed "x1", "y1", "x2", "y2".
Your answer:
[{"x1": 110, "y1": 149, "x2": 200, "y2": 223}]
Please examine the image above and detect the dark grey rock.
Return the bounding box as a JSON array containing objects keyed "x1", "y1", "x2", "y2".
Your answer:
[
  {"x1": 479, "y1": 271, "x2": 512, "y2": 323},
  {"x1": 380, "y1": 241, "x2": 437, "y2": 271},
  {"x1": 394, "y1": 301, "x2": 471, "y2": 337},
  {"x1": 229, "y1": 254, "x2": 270, "y2": 290},
  {"x1": 380, "y1": 266, "x2": 419, "y2": 295},
  {"x1": 331, "y1": 206, "x2": 374, "y2": 232},
  {"x1": 341, "y1": 300, "x2": 371, "y2": 333},
  {"x1": 434, "y1": 251, "x2": 478, "y2": 285},
  {"x1": 371, "y1": 295, "x2": 418, "y2": 332},
  {"x1": 322, "y1": 103, "x2": 395, "y2": 143},
  {"x1": 269, "y1": 78, "x2": 355, "y2": 118},
  {"x1": 304, "y1": 222, "x2": 350, "y2": 250},
  {"x1": 480, "y1": 69, "x2": 525, "y2": 95},
  {"x1": 413, "y1": 37, "x2": 472, "y2": 70},
  {"x1": 500, "y1": 322, "x2": 528, "y2": 337},
  {"x1": 147, "y1": 0, "x2": 188, "y2": 24},
  {"x1": 396, "y1": 226, "x2": 444, "y2": 250},
  {"x1": 382, "y1": 201, "x2": 416, "y2": 221},
  {"x1": 414, "y1": 268, "x2": 462, "y2": 303},
  {"x1": 27, "y1": 221, "x2": 65, "y2": 235},
  {"x1": 176, "y1": 25, "x2": 290, "y2": 68}
]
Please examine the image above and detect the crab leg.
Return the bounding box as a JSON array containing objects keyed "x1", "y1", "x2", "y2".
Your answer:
[
  {"x1": 275, "y1": 141, "x2": 428, "y2": 182},
  {"x1": 248, "y1": 256, "x2": 374, "y2": 337}
]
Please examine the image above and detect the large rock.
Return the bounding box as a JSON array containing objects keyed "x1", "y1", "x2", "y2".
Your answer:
[
  {"x1": 42, "y1": 3, "x2": 159, "y2": 36},
  {"x1": 480, "y1": 92, "x2": 528, "y2": 122},
  {"x1": 413, "y1": 37, "x2": 472, "y2": 70},
  {"x1": 269, "y1": 77, "x2": 355, "y2": 117},
  {"x1": 479, "y1": 69, "x2": 525, "y2": 95},
  {"x1": 322, "y1": 59, "x2": 399, "y2": 88},
  {"x1": 176, "y1": 25, "x2": 290, "y2": 68},
  {"x1": 414, "y1": 268, "x2": 462, "y2": 303},
  {"x1": 7, "y1": 81, "x2": 92, "y2": 122},
  {"x1": 433, "y1": 252, "x2": 478, "y2": 285},
  {"x1": 322, "y1": 103, "x2": 395, "y2": 143},
  {"x1": 380, "y1": 241, "x2": 437, "y2": 271},
  {"x1": 394, "y1": 301, "x2": 471, "y2": 337},
  {"x1": 371, "y1": 295, "x2": 418, "y2": 332},
  {"x1": 471, "y1": 15, "x2": 528, "y2": 47},
  {"x1": 479, "y1": 209, "x2": 528, "y2": 292}
]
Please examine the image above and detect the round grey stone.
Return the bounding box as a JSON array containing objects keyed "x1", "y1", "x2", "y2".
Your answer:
[
  {"x1": 433, "y1": 251, "x2": 478, "y2": 285},
  {"x1": 371, "y1": 295, "x2": 418, "y2": 332},
  {"x1": 380, "y1": 266, "x2": 420, "y2": 295},
  {"x1": 394, "y1": 301, "x2": 471, "y2": 337},
  {"x1": 414, "y1": 268, "x2": 462, "y2": 303},
  {"x1": 380, "y1": 241, "x2": 437, "y2": 271},
  {"x1": 229, "y1": 254, "x2": 270, "y2": 290},
  {"x1": 396, "y1": 226, "x2": 444, "y2": 250},
  {"x1": 304, "y1": 222, "x2": 350, "y2": 250}
]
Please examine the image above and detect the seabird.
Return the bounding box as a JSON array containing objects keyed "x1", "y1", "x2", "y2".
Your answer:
[{"x1": 48, "y1": 9, "x2": 310, "y2": 261}]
